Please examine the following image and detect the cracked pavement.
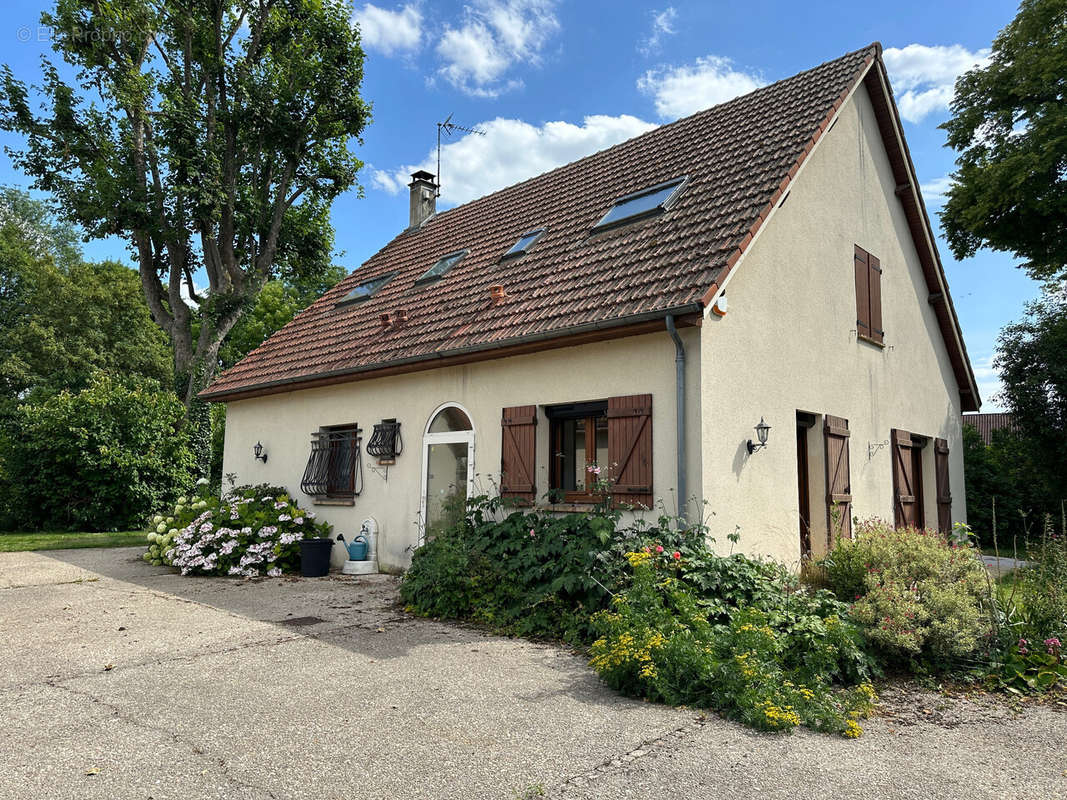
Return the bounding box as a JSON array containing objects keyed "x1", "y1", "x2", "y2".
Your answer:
[{"x1": 1, "y1": 547, "x2": 1065, "y2": 799}]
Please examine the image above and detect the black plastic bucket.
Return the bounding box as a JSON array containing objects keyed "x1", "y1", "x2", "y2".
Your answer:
[{"x1": 299, "y1": 538, "x2": 334, "y2": 577}]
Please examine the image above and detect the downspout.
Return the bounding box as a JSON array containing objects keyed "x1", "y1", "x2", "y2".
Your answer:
[{"x1": 665, "y1": 315, "x2": 687, "y2": 523}]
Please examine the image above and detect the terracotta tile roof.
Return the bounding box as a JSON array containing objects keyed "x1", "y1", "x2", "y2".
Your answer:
[
  {"x1": 963, "y1": 413, "x2": 1017, "y2": 445},
  {"x1": 203, "y1": 45, "x2": 882, "y2": 400}
]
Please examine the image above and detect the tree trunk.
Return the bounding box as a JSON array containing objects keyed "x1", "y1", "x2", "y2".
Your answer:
[{"x1": 170, "y1": 301, "x2": 244, "y2": 479}]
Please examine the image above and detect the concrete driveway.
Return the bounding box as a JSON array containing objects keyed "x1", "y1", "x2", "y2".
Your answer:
[{"x1": 0, "y1": 548, "x2": 1064, "y2": 800}]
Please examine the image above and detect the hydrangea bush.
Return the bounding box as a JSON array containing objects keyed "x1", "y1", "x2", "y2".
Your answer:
[{"x1": 144, "y1": 482, "x2": 330, "y2": 576}]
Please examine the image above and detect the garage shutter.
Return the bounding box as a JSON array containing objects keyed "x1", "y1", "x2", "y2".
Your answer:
[
  {"x1": 934, "y1": 438, "x2": 952, "y2": 534},
  {"x1": 608, "y1": 394, "x2": 653, "y2": 509},
  {"x1": 823, "y1": 414, "x2": 852, "y2": 544},
  {"x1": 891, "y1": 429, "x2": 920, "y2": 529},
  {"x1": 500, "y1": 406, "x2": 537, "y2": 504}
]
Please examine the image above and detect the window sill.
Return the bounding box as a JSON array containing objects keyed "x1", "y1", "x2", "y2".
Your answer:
[
  {"x1": 857, "y1": 333, "x2": 885, "y2": 349},
  {"x1": 312, "y1": 497, "x2": 355, "y2": 506},
  {"x1": 537, "y1": 502, "x2": 600, "y2": 513}
]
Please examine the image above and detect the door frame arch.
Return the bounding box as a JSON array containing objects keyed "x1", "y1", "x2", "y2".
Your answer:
[{"x1": 419, "y1": 402, "x2": 476, "y2": 541}]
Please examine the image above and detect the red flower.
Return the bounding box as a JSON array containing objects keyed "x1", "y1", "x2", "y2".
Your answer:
[
  {"x1": 672, "y1": 551, "x2": 681, "y2": 560},
  {"x1": 655, "y1": 545, "x2": 664, "y2": 553}
]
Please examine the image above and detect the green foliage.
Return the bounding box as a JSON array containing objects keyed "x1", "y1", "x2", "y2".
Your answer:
[
  {"x1": 962, "y1": 423, "x2": 1059, "y2": 548},
  {"x1": 401, "y1": 495, "x2": 636, "y2": 643},
  {"x1": 0, "y1": 0, "x2": 372, "y2": 438},
  {"x1": 0, "y1": 374, "x2": 195, "y2": 531},
  {"x1": 208, "y1": 403, "x2": 227, "y2": 492},
  {"x1": 589, "y1": 554, "x2": 877, "y2": 736},
  {"x1": 984, "y1": 522, "x2": 1067, "y2": 692},
  {"x1": 147, "y1": 482, "x2": 330, "y2": 575},
  {"x1": 939, "y1": 0, "x2": 1067, "y2": 281},
  {"x1": 821, "y1": 520, "x2": 991, "y2": 666},
  {"x1": 994, "y1": 292, "x2": 1067, "y2": 501},
  {"x1": 0, "y1": 190, "x2": 172, "y2": 410}
]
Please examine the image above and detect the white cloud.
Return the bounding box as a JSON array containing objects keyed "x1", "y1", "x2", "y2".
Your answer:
[
  {"x1": 435, "y1": 0, "x2": 560, "y2": 97},
  {"x1": 638, "y1": 7, "x2": 678, "y2": 56},
  {"x1": 920, "y1": 175, "x2": 953, "y2": 206},
  {"x1": 352, "y1": 3, "x2": 423, "y2": 56},
  {"x1": 637, "y1": 55, "x2": 765, "y2": 120},
  {"x1": 882, "y1": 44, "x2": 990, "y2": 123},
  {"x1": 371, "y1": 114, "x2": 658, "y2": 205},
  {"x1": 971, "y1": 354, "x2": 1006, "y2": 411}
]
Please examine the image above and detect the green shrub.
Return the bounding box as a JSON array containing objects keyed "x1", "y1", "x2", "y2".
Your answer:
[
  {"x1": 1, "y1": 374, "x2": 195, "y2": 530},
  {"x1": 821, "y1": 520, "x2": 990, "y2": 666},
  {"x1": 589, "y1": 553, "x2": 877, "y2": 736},
  {"x1": 1016, "y1": 526, "x2": 1067, "y2": 642},
  {"x1": 149, "y1": 483, "x2": 330, "y2": 576},
  {"x1": 402, "y1": 494, "x2": 649, "y2": 642},
  {"x1": 986, "y1": 522, "x2": 1067, "y2": 692}
]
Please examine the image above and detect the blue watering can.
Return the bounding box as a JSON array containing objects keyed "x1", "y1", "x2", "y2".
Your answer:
[{"x1": 336, "y1": 533, "x2": 369, "y2": 561}]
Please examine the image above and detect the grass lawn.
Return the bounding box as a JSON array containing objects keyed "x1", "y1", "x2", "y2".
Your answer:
[{"x1": 0, "y1": 530, "x2": 144, "y2": 553}]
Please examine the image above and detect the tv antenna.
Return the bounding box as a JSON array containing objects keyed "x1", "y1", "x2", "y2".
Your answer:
[{"x1": 436, "y1": 113, "x2": 485, "y2": 198}]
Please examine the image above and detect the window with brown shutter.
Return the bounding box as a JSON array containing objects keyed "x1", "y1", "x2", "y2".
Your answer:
[
  {"x1": 540, "y1": 395, "x2": 653, "y2": 507},
  {"x1": 891, "y1": 429, "x2": 925, "y2": 529},
  {"x1": 934, "y1": 438, "x2": 952, "y2": 534},
  {"x1": 854, "y1": 245, "x2": 884, "y2": 345},
  {"x1": 500, "y1": 406, "x2": 537, "y2": 505},
  {"x1": 546, "y1": 400, "x2": 608, "y2": 503},
  {"x1": 823, "y1": 415, "x2": 852, "y2": 544}
]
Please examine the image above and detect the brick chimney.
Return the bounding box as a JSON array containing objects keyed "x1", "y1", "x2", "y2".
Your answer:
[{"x1": 408, "y1": 170, "x2": 437, "y2": 229}]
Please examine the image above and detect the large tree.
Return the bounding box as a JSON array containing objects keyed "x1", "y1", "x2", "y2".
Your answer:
[
  {"x1": 0, "y1": 0, "x2": 370, "y2": 468},
  {"x1": 940, "y1": 0, "x2": 1067, "y2": 282}
]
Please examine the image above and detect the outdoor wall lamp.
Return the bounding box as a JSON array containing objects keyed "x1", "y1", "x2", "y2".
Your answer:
[
  {"x1": 253, "y1": 441, "x2": 268, "y2": 463},
  {"x1": 747, "y1": 418, "x2": 771, "y2": 454}
]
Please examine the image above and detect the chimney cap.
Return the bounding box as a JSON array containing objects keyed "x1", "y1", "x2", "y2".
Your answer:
[{"x1": 410, "y1": 170, "x2": 436, "y2": 184}]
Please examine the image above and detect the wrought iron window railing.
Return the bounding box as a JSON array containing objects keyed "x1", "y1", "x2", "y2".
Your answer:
[
  {"x1": 366, "y1": 419, "x2": 403, "y2": 464},
  {"x1": 300, "y1": 425, "x2": 363, "y2": 497}
]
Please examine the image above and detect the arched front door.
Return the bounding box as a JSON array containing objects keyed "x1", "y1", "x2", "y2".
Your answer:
[{"x1": 420, "y1": 403, "x2": 475, "y2": 539}]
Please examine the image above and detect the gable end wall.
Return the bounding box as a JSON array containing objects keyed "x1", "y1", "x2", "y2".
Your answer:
[{"x1": 699, "y1": 81, "x2": 967, "y2": 564}]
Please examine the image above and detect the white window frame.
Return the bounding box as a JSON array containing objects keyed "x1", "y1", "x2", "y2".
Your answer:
[{"x1": 419, "y1": 402, "x2": 476, "y2": 541}]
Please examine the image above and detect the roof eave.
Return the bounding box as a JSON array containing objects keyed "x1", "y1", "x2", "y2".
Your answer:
[
  {"x1": 863, "y1": 58, "x2": 981, "y2": 412},
  {"x1": 201, "y1": 303, "x2": 705, "y2": 403}
]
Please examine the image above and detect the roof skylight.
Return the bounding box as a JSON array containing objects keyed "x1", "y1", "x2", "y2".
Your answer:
[
  {"x1": 415, "y1": 249, "x2": 468, "y2": 286},
  {"x1": 502, "y1": 228, "x2": 545, "y2": 259},
  {"x1": 338, "y1": 272, "x2": 395, "y2": 304},
  {"x1": 594, "y1": 177, "x2": 688, "y2": 230}
]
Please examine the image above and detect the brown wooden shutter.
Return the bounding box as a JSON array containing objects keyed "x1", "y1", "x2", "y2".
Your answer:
[
  {"x1": 891, "y1": 428, "x2": 920, "y2": 528},
  {"x1": 823, "y1": 415, "x2": 852, "y2": 544},
  {"x1": 500, "y1": 406, "x2": 537, "y2": 504},
  {"x1": 607, "y1": 394, "x2": 653, "y2": 508},
  {"x1": 934, "y1": 437, "x2": 952, "y2": 534},
  {"x1": 854, "y1": 245, "x2": 871, "y2": 340},
  {"x1": 868, "y1": 254, "x2": 884, "y2": 344}
]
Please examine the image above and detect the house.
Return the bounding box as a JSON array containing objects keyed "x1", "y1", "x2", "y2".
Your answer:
[
  {"x1": 963, "y1": 412, "x2": 1017, "y2": 446},
  {"x1": 202, "y1": 44, "x2": 980, "y2": 572}
]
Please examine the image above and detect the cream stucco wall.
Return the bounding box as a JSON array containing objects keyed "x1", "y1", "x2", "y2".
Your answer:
[
  {"x1": 698, "y1": 81, "x2": 968, "y2": 567},
  {"x1": 222, "y1": 328, "x2": 702, "y2": 573}
]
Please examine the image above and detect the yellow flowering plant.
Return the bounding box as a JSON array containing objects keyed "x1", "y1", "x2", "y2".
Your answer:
[{"x1": 590, "y1": 556, "x2": 878, "y2": 736}]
